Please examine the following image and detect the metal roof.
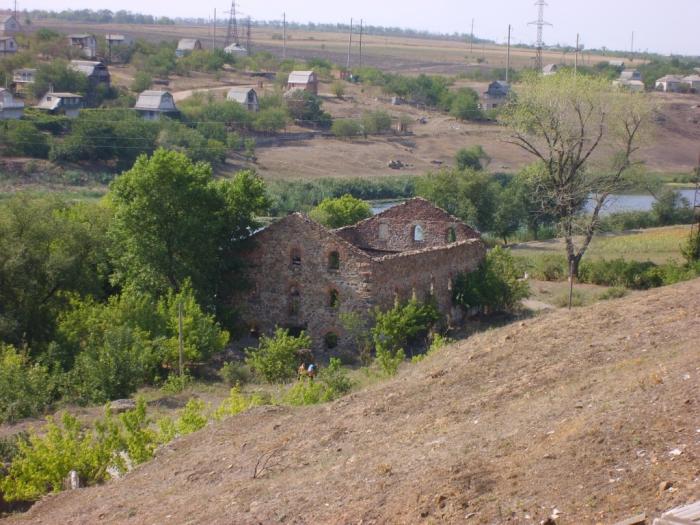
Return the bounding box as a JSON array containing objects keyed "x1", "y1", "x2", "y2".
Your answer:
[
  {"x1": 135, "y1": 90, "x2": 177, "y2": 111},
  {"x1": 69, "y1": 60, "x2": 106, "y2": 76},
  {"x1": 177, "y1": 38, "x2": 200, "y2": 50},
  {"x1": 68, "y1": 34, "x2": 93, "y2": 39},
  {"x1": 288, "y1": 71, "x2": 316, "y2": 84},
  {"x1": 37, "y1": 92, "x2": 82, "y2": 111},
  {"x1": 227, "y1": 86, "x2": 257, "y2": 104}
]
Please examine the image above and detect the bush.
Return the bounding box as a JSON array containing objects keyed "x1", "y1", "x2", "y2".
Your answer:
[
  {"x1": 308, "y1": 194, "x2": 372, "y2": 228},
  {"x1": 375, "y1": 346, "x2": 405, "y2": 376},
  {"x1": 0, "y1": 121, "x2": 50, "y2": 158},
  {"x1": 253, "y1": 107, "x2": 289, "y2": 133},
  {"x1": 453, "y1": 247, "x2": 530, "y2": 313},
  {"x1": 331, "y1": 119, "x2": 362, "y2": 138},
  {"x1": 455, "y1": 145, "x2": 490, "y2": 171},
  {"x1": 212, "y1": 386, "x2": 267, "y2": 421},
  {"x1": 527, "y1": 253, "x2": 568, "y2": 281},
  {"x1": 372, "y1": 298, "x2": 441, "y2": 356},
  {"x1": 0, "y1": 344, "x2": 56, "y2": 424},
  {"x1": 283, "y1": 358, "x2": 353, "y2": 405},
  {"x1": 361, "y1": 110, "x2": 392, "y2": 134},
  {"x1": 553, "y1": 290, "x2": 586, "y2": 308},
  {"x1": 598, "y1": 286, "x2": 628, "y2": 300},
  {"x1": 245, "y1": 328, "x2": 311, "y2": 383},
  {"x1": 219, "y1": 361, "x2": 252, "y2": 386},
  {"x1": 331, "y1": 80, "x2": 346, "y2": 98}
]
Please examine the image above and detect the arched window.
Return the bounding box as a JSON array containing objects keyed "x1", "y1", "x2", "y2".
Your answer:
[
  {"x1": 328, "y1": 251, "x2": 340, "y2": 270},
  {"x1": 324, "y1": 332, "x2": 338, "y2": 349},
  {"x1": 446, "y1": 226, "x2": 457, "y2": 243},
  {"x1": 378, "y1": 223, "x2": 389, "y2": 240},
  {"x1": 329, "y1": 289, "x2": 340, "y2": 308},
  {"x1": 288, "y1": 285, "x2": 300, "y2": 316},
  {"x1": 290, "y1": 248, "x2": 302, "y2": 266},
  {"x1": 413, "y1": 224, "x2": 424, "y2": 242}
]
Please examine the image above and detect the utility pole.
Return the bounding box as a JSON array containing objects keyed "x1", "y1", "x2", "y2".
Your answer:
[
  {"x1": 470, "y1": 18, "x2": 474, "y2": 55},
  {"x1": 212, "y1": 9, "x2": 216, "y2": 50},
  {"x1": 506, "y1": 24, "x2": 511, "y2": 83},
  {"x1": 246, "y1": 17, "x2": 251, "y2": 55},
  {"x1": 574, "y1": 33, "x2": 579, "y2": 74},
  {"x1": 346, "y1": 18, "x2": 353, "y2": 70},
  {"x1": 14, "y1": 0, "x2": 18, "y2": 22},
  {"x1": 282, "y1": 12, "x2": 286, "y2": 59},
  {"x1": 630, "y1": 31, "x2": 635, "y2": 62},
  {"x1": 359, "y1": 19, "x2": 363, "y2": 68}
]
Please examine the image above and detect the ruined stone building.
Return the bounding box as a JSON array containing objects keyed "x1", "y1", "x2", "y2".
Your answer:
[{"x1": 237, "y1": 198, "x2": 486, "y2": 352}]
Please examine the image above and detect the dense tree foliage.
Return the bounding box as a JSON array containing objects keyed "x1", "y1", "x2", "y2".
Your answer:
[{"x1": 308, "y1": 194, "x2": 372, "y2": 228}]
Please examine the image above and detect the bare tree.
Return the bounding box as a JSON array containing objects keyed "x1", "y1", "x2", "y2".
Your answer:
[{"x1": 500, "y1": 71, "x2": 652, "y2": 277}]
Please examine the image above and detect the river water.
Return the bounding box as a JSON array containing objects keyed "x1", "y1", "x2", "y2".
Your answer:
[{"x1": 371, "y1": 189, "x2": 698, "y2": 216}]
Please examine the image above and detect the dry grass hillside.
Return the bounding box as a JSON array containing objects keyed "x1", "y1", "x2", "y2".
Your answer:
[{"x1": 6, "y1": 280, "x2": 700, "y2": 525}]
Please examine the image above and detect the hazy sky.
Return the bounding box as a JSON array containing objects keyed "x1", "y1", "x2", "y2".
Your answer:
[{"x1": 14, "y1": 0, "x2": 699, "y2": 56}]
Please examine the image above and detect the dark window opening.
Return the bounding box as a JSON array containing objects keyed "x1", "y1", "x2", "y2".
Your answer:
[
  {"x1": 446, "y1": 227, "x2": 457, "y2": 243},
  {"x1": 291, "y1": 248, "x2": 302, "y2": 266},
  {"x1": 289, "y1": 285, "x2": 300, "y2": 316},
  {"x1": 328, "y1": 251, "x2": 340, "y2": 270},
  {"x1": 324, "y1": 332, "x2": 338, "y2": 349},
  {"x1": 329, "y1": 289, "x2": 340, "y2": 308}
]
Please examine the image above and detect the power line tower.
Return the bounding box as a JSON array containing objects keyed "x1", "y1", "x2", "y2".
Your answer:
[
  {"x1": 529, "y1": 0, "x2": 551, "y2": 72},
  {"x1": 225, "y1": 0, "x2": 239, "y2": 48},
  {"x1": 245, "y1": 17, "x2": 252, "y2": 56}
]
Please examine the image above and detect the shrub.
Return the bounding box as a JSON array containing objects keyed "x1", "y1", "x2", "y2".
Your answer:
[
  {"x1": 554, "y1": 290, "x2": 586, "y2": 308},
  {"x1": 598, "y1": 286, "x2": 628, "y2": 300},
  {"x1": 527, "y1": 253, "x2": 568, "y2": 281},
  {"x1": 219, "y1": 361, "x2": 253, "y2": 386},
  {"x1": 372, "y1": 298, "x2": 440, "y2": 355},
  {"x1": 245, "y1": 328, "x2": 312, "y2": 383},
  {"x1": 362, "y1": 110, "x2": 392, "y2": 134},
  {"x1": 253, "y1": 107, "x2": 289, "y2": 133},
  {"x1": 175, "y1": 399, "x2": 208, "y2": 434},
  {"x1": 0, "y1": 121, "x2": 50, "y2": 158},
  {"x1": 282, "y1": 380, "x2": 328, "y2": 405},
  {"x1": 331, "y1": 118, "x2": 362, "y2": 138},
  {"x1": 682, "y1": 229, "x2": 700, "y2": 264},
  {"x1": 119, "y1": 397, "x2": 157, "y2": 465},
  {"x1": 453, "y1": 247, "x2": 530, "y2": 313},
  {"x1": 131, "y1": 72, "x2": 153, "y2": 92},
  {"x1": 0, "y1": 345, "x2": 56, "y2": 424},
  {"x1": 331, "y1": 80, "x2": 346, "y2": 98},
  {"x1": 375, "y1": 346, "x2": 405, "y2": 376},
  {"x1": 212, "y1": 386, "x2": 267, "y2": 421},
  {"x1": 455, "y1": 145, "x2": 490, "y2": 171},
  {"x1": 318, "y1": 358, "x2": 353, "y2": 397}
]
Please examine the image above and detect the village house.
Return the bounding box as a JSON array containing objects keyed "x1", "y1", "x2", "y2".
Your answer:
[
  {"x1": 69, "y1": 60, "x2": 111, "y2": 89},
  {"x1": 681, "y1": 75, "x2": 700, "y2": 93},
  {"x1": 176, "y1": 38, "x2": 201, "y2": 57},
  {"x1": 105, "y1": 34, "x2": 128, "y2": 62},
  {"x1": 612, "y1": 78, "x2": 645, "y2": 92},
  {"x1": 0, "y1": 88, "x2": 24, "y2": 120},
  {"x1": 0, "y1": 14, "x2": 21, "y2": 35},
  {"x1": 619, "y1": 69, "x2": 642, "y2": 82},
  {"x1": 227, "y1": 86, "x2": 259, "y2": 111},
  {"x1": 655, "y1": 75, "x2": 683, "y2": 93},
  {"x1": 68, "y1": 34, "x2": 97, "y2": 59},
  {"x1": 224, "y1": 42, "x2": 247, "y2": 57},
  {"x1": 286, "y1": 70, "x2": 319, "y2": 95},
  {"x1": 480, "y1": 80, "x2": 511, "y2": 110},
  {"x1": 236, "y1": 198, "x2": 486, "y2": 352},
  {"x1": 12, "y1": 68, "x2": 36, "y2": 94},
  {"x1": 0, "y1": 35, "x2": 17, "y2": 55},
  {"x1": 542, "y1": 64, "x2": 559, "y2": 76},
  {"x1": 36, "y1": 92, "x2": 83, "y2": 118},
  {"x1": 134, "y1": 90, "x2": 179, "y2": 120}
]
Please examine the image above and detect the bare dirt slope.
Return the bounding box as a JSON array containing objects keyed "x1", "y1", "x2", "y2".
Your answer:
[{"x1": 6, "y1": 280, "x2": 700, "y2": 525}]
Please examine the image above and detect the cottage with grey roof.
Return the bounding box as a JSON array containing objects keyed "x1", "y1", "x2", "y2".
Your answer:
[
  {"x1": 682, "y1": 75, "x2": 700, "y2": 93},
  {"x1": 68, "y1": 34, "x2": 97, "y2": 59},
  {"x1": 655, "y1": 75, "x2": 683, "y2": 93},
  {"x1": 287, "y1": 71, "x2": 318, "y2": 95},
  {"x1": 69, "y1": 60, "x2": 111, "y2": 89},
  {"x1": 480, "y1": 80, "x2": 510, "y2": 110},
  {"x1": 0, "y1": 88, "x2": 24, "y2": 120},
  {"x1": 36, "y1": 92, "x2": 83, "y2": 118},
  {"x1": 134, "y1": 90, "x2": 178, "y2": 120},
  {"x1": 176, "y1": 38, "x2": 201, "y2": 57},
  {"x1": 227, "y1": 87, "x2": 259, "y2": 111},
  {"x1": 0, "y1": 35, "x2": 17, "y2": 55},
  {"x1": 0, "y1": 14, "x2": 21, "y2": 35}
]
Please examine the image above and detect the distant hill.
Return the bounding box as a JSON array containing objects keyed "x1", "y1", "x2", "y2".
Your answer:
[{"x1": 6, "y1": 279, "x2": 700, "y2": 524}]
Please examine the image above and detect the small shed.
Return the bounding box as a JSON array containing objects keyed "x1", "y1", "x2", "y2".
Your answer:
[
  {"x1": 134, "y1": 90, "x2": 179, "y2": 120},
  {"x1": 176, "y1": 39, "x2": 201, "y2": 57},
  {"x1": 0, "y1": 14, "x2": 21, "y2": 35},
  {"x1": 36, "y1": 92, "x2": 83, "y2": 118},
  {"x1": 68, "y1": 34, "x2": 97, "y2": 59},
  {"x1": 682, "y1": 75, "x2": 700, "y2": 92},
  {"x1": 224, "y1": 43, "x2": 247, "y2": 56},
  {"x1": 105, "y1": 34, "x2": 127, "y2": 45},
  {"x1": 481, "y1": 80, "x2": 511, "y2": 110},
  {"x1": 0, "y1": 35, "x2": 17, "y2": 54},
  {"x1": 542, "y1": 64, "x2": 559, "y2": 76},
  {"x1": 70, "y1": 60, "x2": 111, "y2": 89},
  {"x1": 287, "y1": 71, "x2": 318, "y2": 95},
  {"x1": 0, "y1": 87, "x2": 24, "y2": 120},
  {"x1": 619, "y1": 69, "x2": 642, "y2": 82},
  {"x1": 612, "y1": 79, "x2": 645, "y2": 93},
  {"x1": 227, "y1": 86, "x2": 259, "y2": 111},
  {"x1": 655, "y1": 75, "x2": 683, "y2": 93}
]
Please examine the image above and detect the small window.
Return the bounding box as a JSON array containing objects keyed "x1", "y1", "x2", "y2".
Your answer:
[
  {"x1": 446, "y1": 227, "x2": 457, "y2": 243},
  {"x1": 328, "y1": 251, "x2": 340, "y2": 270},
  {"x1": 288, "y1": 285, "x2": 300, "y2": 316},
  {"x1": 378, "y1": 223, "x2": 389, "y2": 240},
  {"x1": 413, "y1": 224, "x2": 424, "y2": 242},
  {"x1": 329, "y1": 289, "x2": 340, "y2": 308},
  {"x1": 291, "y1": 248, "x2": 302, "y2": 266},
  {"x1": 324, "y1": 332, "x2": 338, "y2": 349}
]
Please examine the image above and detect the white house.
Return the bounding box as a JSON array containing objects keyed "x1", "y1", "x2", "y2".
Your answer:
[
  {"x1": 0, "y1": 14, "x2": 21, "y2": 35},
  {"x1": 176, "y1": 39, "x2": 201, "y2": 57},
  {"x1": 36, "y1": 92, "x2": 83, "y2": 118},
  {"x1": 68, "y1": 34, "x2": 97, "y2": 59},
  {"x1": 0, "y1": 87, "x2": 24, "y2": 120},
  {"x1": 681, "y1": 75, "x2": 700, "y2": 93},
  {"x1": 12, "y1": 68, "x2": 36, "y2": 93},
  {"x1": 227, "y1": 86, "x2": 259, "y2": 111},
  {"x1": 655, "y1": 75, "x2": 683, "y2": 93},
  {"x1": 134, "y1": 90, "x2": 179, "y2": 120},
  {"x1": 287, "y1": 71, "x2": 318, "y2": 95},
  {"x1": 0, "y1": 35, "x2": 17, "y2": 55},
  {"x1": 224, "y1": 43, "x2": 247, "y2": 57}
]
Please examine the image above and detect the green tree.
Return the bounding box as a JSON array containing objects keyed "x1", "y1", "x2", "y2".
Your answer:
[
  {"x1": 492, "y1": 183, "x2": 527, "y2": 244},
  {"x1": 0, "y1": 344, "x2": 56, "y2": 423},
  {"x1": 31, "y1": 60, "x2": 89, "y2": 98},
  {"x1": 245, "y1": 328, "x2": 311, "y2": 383},
  {"x1": 455, "y1": 145, "x2": 490, "y2": 171},
  {"x1": 331, "y1": 119, "x2": 362, "y2": 138},
  {"x1": 108, "y1": 149, "x2": 267, "y2": 318},
  {"x1": 285, "y1": 90, "x2": 332, "y2": 128},
  {"x1": 308, "y1": 194, "x2": 372, "y2": 228},
  {"x1": 0, "y1": 121, "x2": 50, "y2": 158},
  {"x1": 253, "y1": 107, "x2": 289, "y2": 133},
  {"x1": 130, "y1": 71, "x2": 152, "y2": 92},
  {"x1": 500, "y1": 71, "x2": 652, "y2": 277}
]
